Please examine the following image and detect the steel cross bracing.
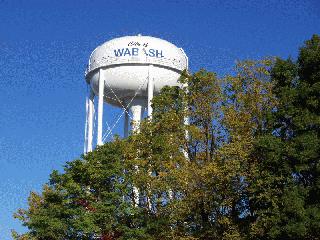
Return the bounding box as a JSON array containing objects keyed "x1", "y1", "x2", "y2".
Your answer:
[
  {"x1": 84, "y1": 64, "x2": 155, "y2": 154},
  {"x1": 101, "y1": 75, "x2": 149, "y2": 143}
]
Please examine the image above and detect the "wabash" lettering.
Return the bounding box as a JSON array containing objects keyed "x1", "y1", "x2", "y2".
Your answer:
[{"x1": 114, "y1": 48, "x2": 164, "y2": 58}]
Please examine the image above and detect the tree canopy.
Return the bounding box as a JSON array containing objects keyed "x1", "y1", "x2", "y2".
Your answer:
[{"x1": 13, "y1": 35, "x2": 320, "y2": 240}]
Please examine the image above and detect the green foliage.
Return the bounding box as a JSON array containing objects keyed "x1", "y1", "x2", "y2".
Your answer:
[
  {"x1": 250, "y1": 34, "x2": 320, "y2": 240},
  {"x1": 13, "y1": 35, "x2": 320, "y2": 239},
  {"x1": 14, "y1": 139, "x2": 152, "y2": 239}
]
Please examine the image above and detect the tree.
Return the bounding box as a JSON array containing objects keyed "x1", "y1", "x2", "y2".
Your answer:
[
  {"x1": 13, "y1": 139, "x2": 152, "y2": 239},
  {"x1": 13, "y1": 63, "x2": 276, "y2": 240},
  {"x1": 250, "y1": 34, "x2": 320, "y2": 239}
]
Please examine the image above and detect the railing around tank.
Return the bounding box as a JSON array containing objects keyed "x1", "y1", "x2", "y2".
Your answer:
[{"x1": 85, "y1": 54, "x2": 187, "y2": 76}]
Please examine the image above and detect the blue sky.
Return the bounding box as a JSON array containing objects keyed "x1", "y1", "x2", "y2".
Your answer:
[{"x1": 0, "y1": 0, "x2": 319, "y2": 238}]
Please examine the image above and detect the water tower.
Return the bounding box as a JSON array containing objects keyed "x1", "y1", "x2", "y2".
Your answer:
[{"x1": 84, "y1": 35, "x2": 188, "y2": 153}]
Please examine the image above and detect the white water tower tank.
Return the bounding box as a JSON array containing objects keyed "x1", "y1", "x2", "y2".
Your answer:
[{"x1": 84, "y1": 35, "x2": 188, "y2": 153}]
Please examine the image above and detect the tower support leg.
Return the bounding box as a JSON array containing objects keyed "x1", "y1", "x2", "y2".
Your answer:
[
  {"x1": 97, "y1": 69, "x2": 105, "y2": 146},
  {"x1": 124, "y1": 109, "x2": 129, "y2": 138},
  {"x1": 131, "y1": 104, "x2": 142, "y2": 206},
  {"x1": 129, "y1": 101, "x2": 144, "y2": 206},
  {"x1": 84, "y1": 95, "x2": 89, "y2": 154},
  {"x1": 147, "y1": 64, "x2": 154, "y2": 118},
  {"x1": 87, "y1": 89, "x2": 95, "y2": 153},
  {"x1": 130, "y1": 104, "x2": 143, "y2": 133},
  {"x1": 183, "y1": 82, "x2": 190, "y2": 160}
]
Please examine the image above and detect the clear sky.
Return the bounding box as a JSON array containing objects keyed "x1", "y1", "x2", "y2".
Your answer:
[{"x1": 0, "y1": 0, "x2": 319, "y2": 238}]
